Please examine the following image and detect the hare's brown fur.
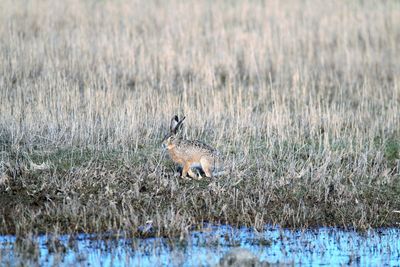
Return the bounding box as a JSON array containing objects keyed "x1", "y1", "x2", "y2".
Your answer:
[{"x1": 162, "y1": 115, "x2": 220, "y2": 179}]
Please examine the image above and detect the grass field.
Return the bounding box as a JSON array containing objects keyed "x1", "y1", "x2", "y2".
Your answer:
[{"x1": 0, "y1": 0, "x2": 399, "y2": 237}]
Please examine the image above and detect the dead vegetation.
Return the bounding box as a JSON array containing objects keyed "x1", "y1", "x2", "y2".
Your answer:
[{"x1": 0, "y1": 0, "x2": 399, "y2": 236}]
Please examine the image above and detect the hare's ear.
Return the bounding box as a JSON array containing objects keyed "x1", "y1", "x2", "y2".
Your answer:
[
  {"x1": 176, "y1": 116, "x2": 186, "y2": 132},
  {"x1": 170, "y1": 115, "x2": 180, "y2": 132},
  {"x1": 170, "y1": 115, "x2": 186, "y2": 134}
]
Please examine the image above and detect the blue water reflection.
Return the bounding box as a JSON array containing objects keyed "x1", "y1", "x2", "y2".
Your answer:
[{"x1": 1, "y1": 225, "x2": 399, "y2": 266}]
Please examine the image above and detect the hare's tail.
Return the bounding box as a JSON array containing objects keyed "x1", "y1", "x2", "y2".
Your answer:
[
  {"x1": 211, "y1": 159, "x2": 233, "y2": 177},
  {"x1": 212, "y1": 170, "x2": 228, "y2": 177},
  {"x1": 213, "y1": 156, "x2": 246, "y2": 177}
]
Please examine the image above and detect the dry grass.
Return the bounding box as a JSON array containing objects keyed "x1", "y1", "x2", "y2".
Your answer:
[{"x1": 0, "y1": 0, "x2": 399, "y2": 236}]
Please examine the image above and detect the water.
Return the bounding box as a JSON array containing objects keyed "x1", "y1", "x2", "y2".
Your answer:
[{"x1": 1, "y1": 225, "x2": 399, "y2": 266}]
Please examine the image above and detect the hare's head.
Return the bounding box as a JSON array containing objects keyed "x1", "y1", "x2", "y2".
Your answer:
[{"x1": 161, "y1": 115, "x2": 185, "y2": 149}]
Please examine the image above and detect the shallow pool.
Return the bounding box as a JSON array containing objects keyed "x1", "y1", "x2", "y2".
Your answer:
[{"x1": 1, "y1": 225, "x2": 399, "y2": 266}]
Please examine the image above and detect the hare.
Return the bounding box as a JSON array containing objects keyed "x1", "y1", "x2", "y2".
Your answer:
[{"x1": 162, "y1": 115, "x2": 221, "y2": 179}]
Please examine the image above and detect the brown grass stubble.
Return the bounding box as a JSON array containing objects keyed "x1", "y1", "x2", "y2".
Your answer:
[{"x1": 0, "y1": 0, "x2": 399, "y2": 236}]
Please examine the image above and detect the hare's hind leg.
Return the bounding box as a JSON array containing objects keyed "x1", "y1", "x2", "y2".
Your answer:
[{"x1": 200, "y1": 157, "x2": 213, "y2": 178}]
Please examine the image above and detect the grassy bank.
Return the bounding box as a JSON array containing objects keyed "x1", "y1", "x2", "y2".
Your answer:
[{"x1": 0, "y1": 0, "x2": 399, "y2": 236}]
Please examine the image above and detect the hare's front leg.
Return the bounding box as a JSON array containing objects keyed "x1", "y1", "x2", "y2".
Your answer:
[
  {"x1": 188, "y1": 168, "x2": 199, "y2": 180},
  {"x1": 182, "y1": 162, "x2": 198, "y2": 179}
]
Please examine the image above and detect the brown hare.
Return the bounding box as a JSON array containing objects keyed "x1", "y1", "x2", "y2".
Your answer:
[{"x1": 162, "y1": 115, "x2": 221, "y2": 179}]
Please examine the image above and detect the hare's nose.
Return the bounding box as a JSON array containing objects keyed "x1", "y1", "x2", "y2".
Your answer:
[{"x1": 162, "y1": 143, "x2": 167, "y2": 149}]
